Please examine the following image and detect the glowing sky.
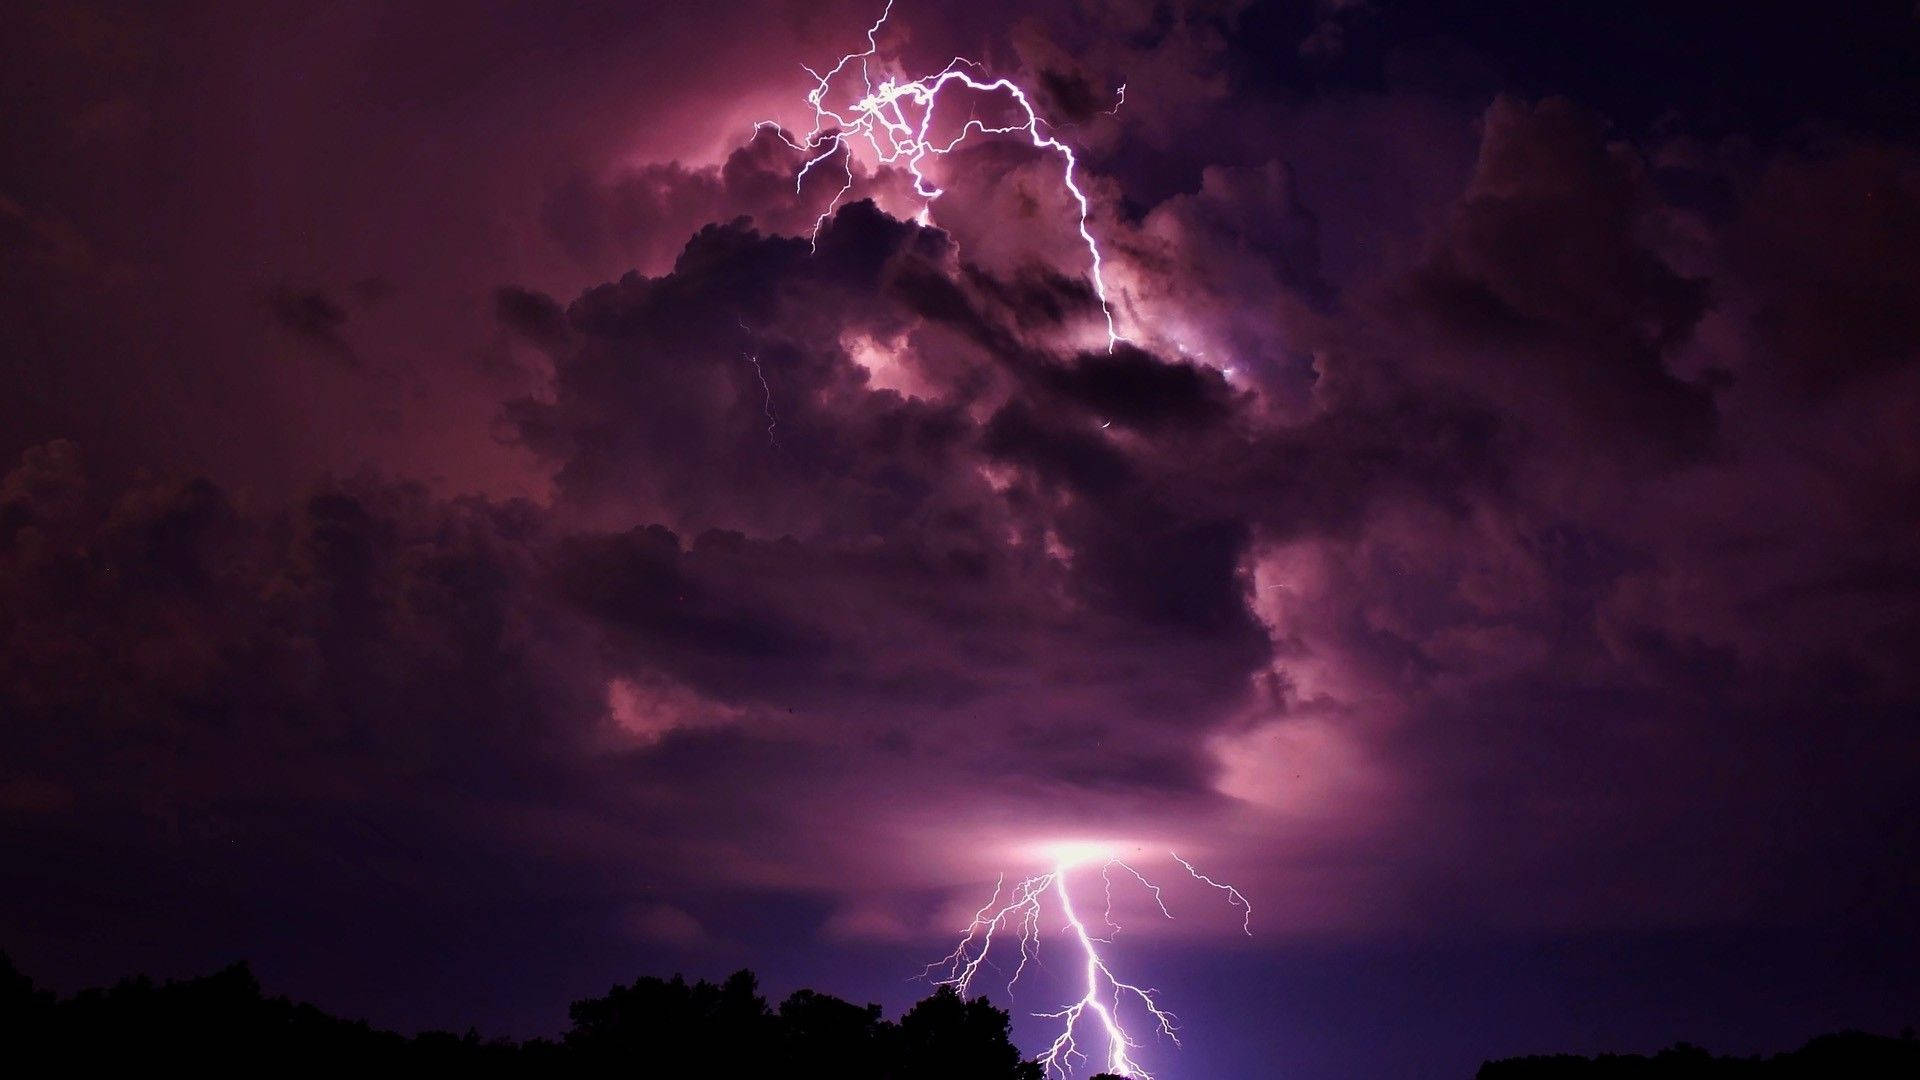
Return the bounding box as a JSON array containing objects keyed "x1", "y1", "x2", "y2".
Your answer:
[{"x1": 3, "y1": 2, "x2": 1918, "y2": 1077}]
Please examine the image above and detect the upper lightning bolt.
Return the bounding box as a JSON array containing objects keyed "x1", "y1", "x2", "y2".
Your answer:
[{"x1": 757, "y1": 0, "x2": 1124, "y2": 351}]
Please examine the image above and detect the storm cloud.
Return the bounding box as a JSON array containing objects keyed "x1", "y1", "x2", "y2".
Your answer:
[{"x1": 3, "y1": 2, "x2": 1917, "y2": 1075}]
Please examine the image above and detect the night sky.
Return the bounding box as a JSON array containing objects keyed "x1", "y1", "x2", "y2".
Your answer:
[{"x1": 4, "y1": 2, "x2": 1918, "y2": 1077}]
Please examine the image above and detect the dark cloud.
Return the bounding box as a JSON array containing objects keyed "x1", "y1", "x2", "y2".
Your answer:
[
  {"x1": 981, "y1": 399, "x2": 1136, "y2": 495},
  {"x1": 0, "y1": 449, "x2": 592, "y2": 805},
  {"x1": 503, "y1": 197, "x2": 1276, "y2": 791},
  {"x1": 1034, "y1": 65, "x2": 1108, "y2": 125},
  {"x1": 1037, "y1": 344, "x2": 1237, "y2": 432},
  {"x1": 351, "y1": 276, "x2": 397, "y2": 307},
  {"x1": 557, "y1": 524, "x2": 827, "y2": 667},
  {"x1": 1298, "y1": 0, "x2": 1375, "y2": 64},
  {"x1": 1390, "y1": 97, "x2": 1717, "y2": 462},
  {"x1": 1209, "y1": 95, "x2": 1920, "y2": 949},
  {"x1": 493, "y1": 285, "x2": 570, "y2": 350},
  {"x1": 265, "y1": 284, "x2": 355, "y2": 360},
  {"x1": 541, "y1": 127, "x2": 913, "y2": 279},
  {"x1": 1723, "y1": 141, "x2": 1920, "y2": 396}
]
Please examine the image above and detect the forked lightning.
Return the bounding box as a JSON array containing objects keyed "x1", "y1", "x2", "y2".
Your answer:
[
  {"x1": 928, "y1": 850, "x2": 1252, "y2": 1079},
  {"x1": 758, "y1": 1, "x2": 1124, "y2": 350}
]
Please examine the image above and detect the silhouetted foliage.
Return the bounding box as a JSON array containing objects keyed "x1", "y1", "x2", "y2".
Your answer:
[
  {"x1": 780, "y1": 987, "x2": 895, "y2": 1077},
  {"x1": 1477, "y1": 1031, "x2": 1920, "y2": 1078},
  {"x1": 0, "y1": 951, "x2": 1044, "y2": 1077},
  {"x1": 566, "y1": 970, "x2": 779, "y2": 1075},
  {"x1": 0, "y1": 951, "x2": 55, "y2": 1050},
  {"x1": 9, "y1": 950, "x2": 1911, "y2": 1077},
  {"x1": 897, "y1": 986, "x2": 1044, "y2": 1080}
]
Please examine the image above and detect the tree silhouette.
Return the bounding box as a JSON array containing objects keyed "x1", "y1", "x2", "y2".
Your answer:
[
  {"x1": 778, "y1": 988, "x2": 893, "y2": 1078},
  {"x1": 896, "y1": 985, "x2": 1044, "y2": 1080},
  {"x1": 1476, "y1": 1030, "x2": 1920, "y2": 1078},
  {"x1": 550, "y1": 965, "x2": 1044, "y2": 1077},
  {"x1": 0, "y1": 951, "x2": 54, "y2": 1051},
  {"x1": 565, "y1": 969, "x2": 778, "y2": 1074},
  {"x1": 4, "y1": 950, "x2": 1912, "y2": 1076}
]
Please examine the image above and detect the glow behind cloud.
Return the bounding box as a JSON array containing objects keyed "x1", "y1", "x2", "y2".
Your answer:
[{"x1": 757, "y1": 0, "x2": 1124, "y2": 350}]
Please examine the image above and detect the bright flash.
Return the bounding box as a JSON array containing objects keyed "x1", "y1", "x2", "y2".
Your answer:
[
  {"x1": 758, "y1": 0, "x2": 1123, "y2": 351},
  {"x1": 928, "y1": 849, "x2": 1253, "y2": 1079}
]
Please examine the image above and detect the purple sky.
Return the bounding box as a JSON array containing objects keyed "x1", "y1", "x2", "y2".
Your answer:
[{"x1": 3, "y1": 2, "x2": 1918, "y2": 1076}]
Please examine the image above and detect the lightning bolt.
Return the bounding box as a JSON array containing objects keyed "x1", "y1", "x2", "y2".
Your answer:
[
  {"x1": 737, "y1": 317, "x2": 780, "y2": 447},
  {"x1": 757, "y1": 0, "x2": 1124, "y2": 351},
  {"x1": 926, "y1": 850, "x2": 1253, "y2": 1079}
]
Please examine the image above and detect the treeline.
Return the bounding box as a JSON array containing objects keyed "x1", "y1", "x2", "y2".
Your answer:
[
  {"x1": 0, "y1": 951, "x2": 1042, "y2": 1077},
  {"x1": 1477, "y1": 1032, "x2": 1920, "y2": 1078},
  {"x1": 10, "y1": 950, "x2": 1913, "y2": 1077}
]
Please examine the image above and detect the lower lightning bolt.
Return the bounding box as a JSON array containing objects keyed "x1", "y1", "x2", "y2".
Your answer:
[
  {"x1": 928, "y1": 850, "x2": 1252, "y2": 1079},
  {"x1": 737, "y1": 317, "x2": 780, "y2": 448},
  {"x1": 758, "y1": 0, "x2": 1124, "y2": 351}
]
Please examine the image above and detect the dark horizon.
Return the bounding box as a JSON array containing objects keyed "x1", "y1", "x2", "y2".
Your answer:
[
  {"x1": 4, "y1": 2, "x2": 1918, "y2": 1077},
  {"x1": 6, "y1": 949, "x2": 1917, "y2": 1079}
]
